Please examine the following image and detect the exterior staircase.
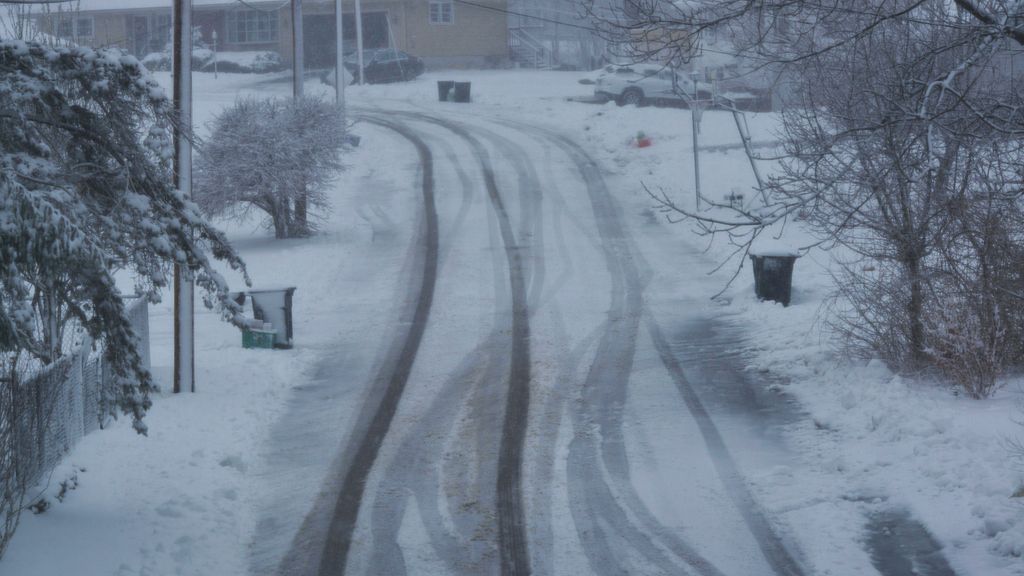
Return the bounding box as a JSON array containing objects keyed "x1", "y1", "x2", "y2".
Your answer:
[{"x1": 509, "y1": 28, "x2": 552, "y2": 68}]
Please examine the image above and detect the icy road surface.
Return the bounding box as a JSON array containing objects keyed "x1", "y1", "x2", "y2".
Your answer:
[
  {"x1": 1, "y1": 71, "x2": 1000, "y2": 576},
  {"x1": 256, "y1": 104, "x2": 814, "y2": 576}
]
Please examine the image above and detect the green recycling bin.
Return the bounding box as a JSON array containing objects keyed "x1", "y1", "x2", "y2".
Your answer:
[
  {"x1": 234, "y1": 287, "x2": 296, "y2": 349},
  {"x1": 242, "y1": 328, "x2": 276, "y2": 349}
]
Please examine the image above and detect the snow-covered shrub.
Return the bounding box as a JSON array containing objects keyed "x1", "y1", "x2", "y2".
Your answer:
[
  {"x1": 140, "y1": 48, "x2": 214, "y2": 72},
  {"x1": 925, "y1": 298, "x2": 1007, "y2": 398},
  {"x1": 0, "y1": 40, "x2": 249, "y2": 426},
  {"x1": 201, "y1": 51, "x2": 283, "y2": 74},
  {"x1": 139, "y1": 26, "x2": 213, "y2": 72},
  {"x1": 830, "y1": 263, "x2": 914, "y2": 368},
  {"x1": 194, "y1": 96, "x2": 345, "y2": 238},
  {"x1": 0, "y1": 38, "x2": 249, "y2": 559},
  {"x1": 140, "y1": 50, "x2": 171, "y2": 71},
  {"x1": 651, "y1": 10, "x2": 1024, "y2": 392}
]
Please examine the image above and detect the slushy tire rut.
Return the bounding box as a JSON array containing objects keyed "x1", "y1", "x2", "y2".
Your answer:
[
  {"x1": 315, "y1": 118, "x2": 440, "y2": 576},
  {"x1": 293, "y1": 107, "x2": 806, "y2": 576}
]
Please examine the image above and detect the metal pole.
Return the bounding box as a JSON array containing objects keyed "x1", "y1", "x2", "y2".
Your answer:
[
  {"x1": 292, "y1": 0, "x2": 304, "y2": 98},
  {"x1": 336, "y1": 0, "x2": 345, "y2": 106},
  {"x1": 172, "y1": 0, "x2": 194, "y2": 394},
  {"x1": 691, "y1": 71, "x2": 702, "y2": 210},
  {"x1": 212, "y1": 29, "x2": 218, "y2": 79},
  {"x1": 732, "y1": 108, "x2": 768, "y2": 204},
  {"x1": 355, "y1": 0, "x2": 365, "y2": 85}
]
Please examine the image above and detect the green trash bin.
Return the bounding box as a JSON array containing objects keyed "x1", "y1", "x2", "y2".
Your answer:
[{"x1": 242, "y1": 328, "x2": 276, "y2": 349}]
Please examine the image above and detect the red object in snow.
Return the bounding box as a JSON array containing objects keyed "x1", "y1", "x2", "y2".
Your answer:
[{"x1": 636, "y1": 137, "x2": 653, "y2": 148}]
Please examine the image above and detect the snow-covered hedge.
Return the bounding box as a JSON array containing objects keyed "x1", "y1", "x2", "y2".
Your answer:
[
  {"x1": 0, "y1": 40, "x2": 250, "y2": 558},
  {"x1": 141, "y1": 49, "x2": 284, "y2": 74}
]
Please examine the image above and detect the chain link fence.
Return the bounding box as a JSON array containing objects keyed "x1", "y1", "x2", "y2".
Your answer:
[
  {"x1": 0, "y1": 297, "x2": 150, "y2": 556},
  {"x1": 19, "y1": 297, "x2": 149, "y2": 488}
]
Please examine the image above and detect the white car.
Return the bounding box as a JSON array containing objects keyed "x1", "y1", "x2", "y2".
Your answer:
[{"x1": 593, "y1": 64, "x2": 709, "y2": 107}]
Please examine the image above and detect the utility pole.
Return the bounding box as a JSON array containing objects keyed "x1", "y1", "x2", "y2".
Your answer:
[
  {"x1": 292, "y1": 0, "x2": 304, "y2": 98},
  {"x1": 336, "y1": 0, "x2": 345, "y2": 106},
  {"x1": 212, "y1": 29, "x2": 218, "y2": 79},
  {"x1": 355, "y1": 0, "x2": 365, "y2": 85},
  {"x1": 172, "y1": 0, "x2": 194, "y2": 393},
  {"x1": 292, "y1": 0, "x2": 308, "y2": 232},
  {"x1": 691, "y1": 70, "x2": 703, "y2": 210}
]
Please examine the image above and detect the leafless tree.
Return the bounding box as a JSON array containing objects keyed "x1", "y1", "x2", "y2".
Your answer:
[
  {"x1": 194, "y1": 96, "x2": 346, "y2": 239},
  {"x1": 601, "y1": 1, "x2": 1024, "y2": 393}
]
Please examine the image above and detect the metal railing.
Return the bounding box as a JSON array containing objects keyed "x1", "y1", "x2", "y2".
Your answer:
[{"x1": 509, "y1": 27, "x2": 551, "y2": 68}]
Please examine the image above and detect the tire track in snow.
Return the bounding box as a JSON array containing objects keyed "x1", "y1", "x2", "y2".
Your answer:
[
  {"x1": 414, "y1": 112, "x2": 723, "y2": 575},
  {"x1": 525, "y1": 122, "x2": 805, "y2": 576},
  {"x1": 365, "y1": 334, "x2": 510, "y2": 575},
  {"x1": 351, "y1": 116, "x2": 514, "y2": 575},
  {"x1": 310, "y1": 117, "x2": 440, "y2": 576},
  {"x1": 645, "y1": 316, "x2": 805, "y2": 576},
  {"x1": 538, "y1": 128, "x2": 725, "y2": 576},
  {"x1": 405, "y1": 114, "x2": 533, "y2": 576}
]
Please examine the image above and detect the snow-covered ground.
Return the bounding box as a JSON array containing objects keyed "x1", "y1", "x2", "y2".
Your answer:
[{"x1": 2, "y1": 68, "x2": 1022, "y2": 575}]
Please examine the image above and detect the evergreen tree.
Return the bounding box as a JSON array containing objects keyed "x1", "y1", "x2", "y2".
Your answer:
[{"x1": 0, "y1": 40, "x2": 249, "y2": 434}]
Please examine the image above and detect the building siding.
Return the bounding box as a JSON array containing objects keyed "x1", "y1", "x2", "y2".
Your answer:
[{"x1": 41, "y1": 0, "x2": 508, "y2": 68}]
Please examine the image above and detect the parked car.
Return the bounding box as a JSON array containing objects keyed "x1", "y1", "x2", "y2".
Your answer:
[
  {"x1": 593, "y1": 64, "x2": 710, "y2": 107},
  {"x1": 344, "y1": 49, "x2": 425, "y2": 84},
  {"x1": 578, "y1": 64, "x2": 617, "y2": 85}
]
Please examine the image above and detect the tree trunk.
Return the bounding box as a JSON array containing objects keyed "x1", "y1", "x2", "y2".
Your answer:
[
  {"x1": 273, "y1": 200, "x2": 290, "y2": 239},
  {"x1": 294, "y1": 186, "x2": 308, "y2": 237},
  {"x1": 906, "y1": 256, "x2": 926, "y2": 367}
]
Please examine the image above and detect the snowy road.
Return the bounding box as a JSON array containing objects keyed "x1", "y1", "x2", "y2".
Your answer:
[
  {"x1": 1, "y1": 71, "x2": 997, "y2": 576},
  {"x1": 265, "y1": 106, "x2": 816, "y2": 576}
]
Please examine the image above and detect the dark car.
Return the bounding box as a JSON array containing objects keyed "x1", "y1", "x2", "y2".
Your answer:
[{"x1": 345, "y1": 49, "x2": 425, "y2": 84}]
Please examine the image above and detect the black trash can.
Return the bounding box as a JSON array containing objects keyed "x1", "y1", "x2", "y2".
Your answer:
[
  {"x1": 453, "y1": 82, "x2": 472, "y2": 103},
  {"x1": 437, "y1": 80, "x2": 455, "y2": 102},
  {"x1": 247, "y1": 287, "x2": 297, "y2": 349},
  {"x1": 749, "y1": 253, "x2": 799, "y2": 306}
]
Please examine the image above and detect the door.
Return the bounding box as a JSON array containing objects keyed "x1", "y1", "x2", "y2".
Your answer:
[{"x1": 303, "y1": 15, "x2": 336, "y2": 69}]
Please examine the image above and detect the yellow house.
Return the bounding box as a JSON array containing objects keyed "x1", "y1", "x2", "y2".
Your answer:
[{"x1": 39, "y1": 0, "x2": 509, "y2": 69}]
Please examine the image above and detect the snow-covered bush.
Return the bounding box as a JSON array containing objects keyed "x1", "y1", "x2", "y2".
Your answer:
[
  {"x1": 1, "y1": 39, "x2": 249, "y2": 424},
  {"x1": 926, "y1": 299, "x2": 1007, "y2": 398},
  {"x1": 645, "y1": 6, "x2": 1024, "y2": 394},
  {"x1": 0, "y1": 39, "x2": 249, "y2": 557},
  {"x1": 143, "y1": 49, "x2": 284, "y2": 74},
  {"x1": 141, "y1": 47, "x2": 214, "y2": 72},
  {"x1": 202, "y1": 51, "x2": 283, "y2": 74},
  {"x1": 194, "y1": 96, "x2": 345, "y2": 238},
  {"x1": 139, "y1": 27, "x2": 215, "y2": 72}
]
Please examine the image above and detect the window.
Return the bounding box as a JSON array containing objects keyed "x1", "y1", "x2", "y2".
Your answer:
[
  {"x1": 76, "y1": 17, "x2": 93, "y2": 38},
  {"x1": 57, "y1": 18, "x2": 73, "y2": 37},
  {"x1": 57, "y1": 16, "x2": 94, "y2": 38},
  {"x1": 151, "y1": 14, "x2": 171, "y2": 51},
  {"x1": 429, "y1": 1, "x2": 453, "y2": 25},
  {"x1": 226, "y1": 9, "x2": 278, "y2": 44}
]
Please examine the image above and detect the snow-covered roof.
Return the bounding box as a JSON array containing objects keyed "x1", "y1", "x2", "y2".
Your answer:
[{"x1": 71, "y1": 0, "x2": 282, "y2": 12}]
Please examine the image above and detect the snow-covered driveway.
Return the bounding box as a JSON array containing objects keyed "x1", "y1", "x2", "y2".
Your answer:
[
  {"x1": 254, "y1": 102, "x2": 814, "y2": 576},
  {"x1": 6, "y1": 71, "x2": 993, "y2": 576}
]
